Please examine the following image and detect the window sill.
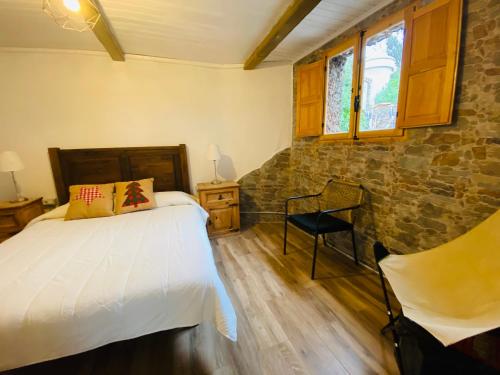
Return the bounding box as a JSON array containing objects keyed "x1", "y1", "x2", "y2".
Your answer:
[
  {"x1": 358, "y1": 128, "x2": 404, "y2": 138},
  {"x1": 319, "y1": 130, "x2": 407, "y2": 144},
  {"x1": 319, "y1": 133, "x2": 353, "y2": 142}
]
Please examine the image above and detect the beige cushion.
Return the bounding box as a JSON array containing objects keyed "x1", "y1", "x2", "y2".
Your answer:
[
  {"x1": 114, "y1": 178, "x2": 157, "y2": 215},
  {"x1": 65, "y1": 183, "x2": 115, "y2": 220},
  {"x1": 380, "y1": 209, "x2": 500, "y2": 346}
]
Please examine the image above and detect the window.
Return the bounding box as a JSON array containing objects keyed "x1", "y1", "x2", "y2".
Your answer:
[
  {"x1": 359, "y1": 22, "x2": 404, "y2": 134},
  {"x1": 295, "y1": 0, "x2": 462, "y2": 139},
  {"x1": 323, "y1": 38, "x2": 358, "y2": 138},
  {"x1": 322, "y1": 12, "x2": 405, "y2": 140}
]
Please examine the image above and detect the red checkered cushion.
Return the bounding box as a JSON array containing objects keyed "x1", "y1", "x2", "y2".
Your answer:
[{"x1": 65, "y1": 183, "x2": 114, "y2": 220}]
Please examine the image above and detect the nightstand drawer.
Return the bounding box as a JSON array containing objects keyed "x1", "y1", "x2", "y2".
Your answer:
[
  {"x1": 0, "y1": 215, "x2": 18, "y2": 231},
  {"x1": 0, "y1": 233, "x2": 11, "y2": 243},
  {"x1": 0, "y1": 198, "x2": 44, "y2": 239},
  {"x1": 204, "y1": 188, "x2": 239, "y2": 208}
]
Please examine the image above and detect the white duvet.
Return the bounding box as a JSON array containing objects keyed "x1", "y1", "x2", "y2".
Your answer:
[{"x1": 0, "y1": 192, "x2": 237, "y2": 371}]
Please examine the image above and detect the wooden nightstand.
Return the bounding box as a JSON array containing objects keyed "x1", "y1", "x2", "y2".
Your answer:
[
  {"x1": 0, "y1": 198, "x2": 44, "y2": 243},
  {"x1": 197, "y1": 181, "x2": 240, "y2": 237}
]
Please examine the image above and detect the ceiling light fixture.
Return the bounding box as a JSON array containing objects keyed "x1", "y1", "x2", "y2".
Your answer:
[
  {"x1": 63, "y1": 0, "x2": 81, "y2": 12},
  {"x1": 42, "y1": 0, "x2": 100, "y2": 32}
]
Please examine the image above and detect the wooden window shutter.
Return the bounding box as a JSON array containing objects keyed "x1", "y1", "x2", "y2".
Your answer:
[
  {"x1": 296, "y1": 59, "x2": 325, "y2": 137},
  {"x1": 397, "y1": 0, "x2": 462, "y2": 128}
]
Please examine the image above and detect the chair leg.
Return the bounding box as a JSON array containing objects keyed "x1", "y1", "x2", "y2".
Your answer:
[
  {"x1": 394, "y1": 340, "x2": 404, "y2": 375},
  {"x1": 381, "y1": 321, "x2": 394, "y2": 336},
  {"x1": 283, "y1": 217, "x2": 288, "y2": 255},
  {"x1": 322, "y1": 233, "x2": 327, "y2": 246},
  {"x1": 351, "y1": 228, "x2": 359, "y2": 265},
  {"x1": 311, "y1": 232, "x2": 319, "y2": 279}
]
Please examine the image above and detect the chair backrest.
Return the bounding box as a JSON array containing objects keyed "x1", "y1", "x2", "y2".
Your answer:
[{"x1": 320, "y1": 179, "x2": 364, "y2": 224}]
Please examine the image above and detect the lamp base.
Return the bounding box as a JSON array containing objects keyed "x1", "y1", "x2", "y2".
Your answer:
[
  {"x1": 9, "y1": 197, "x2": 28, "y2": 203},
  {"x1": 9, "y1": 172, "x2": 27, "y2": 203},
  {"x1": 211, "y1": 160, "x2": 222, "y2": 184}
]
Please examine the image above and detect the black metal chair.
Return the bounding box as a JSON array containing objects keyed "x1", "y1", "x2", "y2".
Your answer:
[
  {"x1": 374, "y1": 242, "x2": 404, "y2": 373},
  {"x1": 283, "y1": 179, "x2": 364, "y2": 279},
  {"x1": 373, "y1": 242, "x2": 498, "y2": 375}
]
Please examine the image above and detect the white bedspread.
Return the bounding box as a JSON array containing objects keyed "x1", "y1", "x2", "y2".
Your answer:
[{"x1": 0, "y1": 192, "x2": 236, "y2": 371}]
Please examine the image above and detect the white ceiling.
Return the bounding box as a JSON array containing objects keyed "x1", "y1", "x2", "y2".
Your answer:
[
  {"x1": 267, "y1": 0, "x2": 393, "y2": 62},
  {"x1": 0, "y1": 0, "x2": 392, "y2": 65},
  {"x1": 99, "y1": 0, "x2": 291, "y2": 64}
]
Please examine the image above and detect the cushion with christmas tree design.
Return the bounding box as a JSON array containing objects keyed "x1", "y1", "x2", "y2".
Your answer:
[
  {"x1": 65, "y1": 183, "x2": 115, "y2": 220},
  {"x1": 114, "y1": 178, "x2": 157, "y2": 215}
]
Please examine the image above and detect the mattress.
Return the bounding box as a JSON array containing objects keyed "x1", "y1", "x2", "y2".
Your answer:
[{"x1": 0, "y1": 192, "x2": 237, "y2": 371}]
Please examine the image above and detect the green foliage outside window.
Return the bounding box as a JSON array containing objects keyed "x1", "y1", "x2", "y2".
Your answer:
[
  {"x1": 375, "y1": 34, "x2": 403, "y2": 106},
  {"x1": 339, "y1": 54, "x2": 353, "y2": 132}
]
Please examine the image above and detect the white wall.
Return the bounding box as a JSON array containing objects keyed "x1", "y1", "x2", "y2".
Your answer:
[{"x1": 0, "y1": 50, "x2": 292, "y2": 201}]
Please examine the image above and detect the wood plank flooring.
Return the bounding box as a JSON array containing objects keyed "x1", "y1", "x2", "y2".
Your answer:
[{"x1": 3, "y1": 223, "x2": 399, "y2": 375}]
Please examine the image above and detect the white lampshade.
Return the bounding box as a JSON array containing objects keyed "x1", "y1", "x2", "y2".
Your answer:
[
  {"x1": 207, "y1": 144, "x2": 221, "y2": 161},
  {"x1": 0, "y1": 151, "x2": 25, "y2": 172}
]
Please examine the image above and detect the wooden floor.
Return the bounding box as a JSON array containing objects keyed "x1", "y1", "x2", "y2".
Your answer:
[{"x1": 3, "y1": 223, "x2": 399, "y2": 375}]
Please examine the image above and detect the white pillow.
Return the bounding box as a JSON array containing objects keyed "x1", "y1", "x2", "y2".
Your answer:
[{"x1": 155, "y1": 191, "x2": 199, "y2": 208}]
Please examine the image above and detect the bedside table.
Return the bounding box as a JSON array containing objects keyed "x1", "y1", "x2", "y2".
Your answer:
[
  {"x1": 197, "y1": 181, "x2": 240, "y2": 237},
  {"x1": 0, "y1": 198, "x2": 44, "y2": 243}
]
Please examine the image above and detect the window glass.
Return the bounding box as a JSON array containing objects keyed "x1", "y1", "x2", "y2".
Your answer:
[
  {"x1": 324, "y1": 47, "x2": 354, "y2": 135},
  {"x1": 359, "y1": 22, "x2": 404, "y2": 132}
]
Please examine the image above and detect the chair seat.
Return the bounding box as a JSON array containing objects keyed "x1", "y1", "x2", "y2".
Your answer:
[{"x1": 288, "y1": 212, "x2": 352, "y2": 234}]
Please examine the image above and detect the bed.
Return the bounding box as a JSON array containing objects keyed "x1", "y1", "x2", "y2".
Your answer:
[{"x1": 0, "y1": 146, "x2": 237, "y2": 371}]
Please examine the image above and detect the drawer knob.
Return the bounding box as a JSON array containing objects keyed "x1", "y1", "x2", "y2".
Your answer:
[{"x1": 218, "y1": 194, "x2": 223, "y2": 200}]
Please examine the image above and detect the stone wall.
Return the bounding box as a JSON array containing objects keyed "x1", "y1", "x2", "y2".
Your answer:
[
  {"x1": 238, "y1": 148, "x2": 291, "y2": 224},
  {"x1": 239, "y1": 0, "x2": 500, "y2": 265}
]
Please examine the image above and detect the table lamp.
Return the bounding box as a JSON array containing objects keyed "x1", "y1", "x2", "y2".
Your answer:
[
  {"x1": 207, "y1": 144, "x2": 221, "y2": 184},
  {"x1": 0, "y1": 151, "x2": 27, "y2": 202}
]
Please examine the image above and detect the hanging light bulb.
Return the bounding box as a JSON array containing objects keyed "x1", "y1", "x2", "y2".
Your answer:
[
  {"x1": 63, "y1": 0, "x2": 80, "y2": 12},
  {"x1": 42, "y1": 0, "x2": 100, "y2": 32}
]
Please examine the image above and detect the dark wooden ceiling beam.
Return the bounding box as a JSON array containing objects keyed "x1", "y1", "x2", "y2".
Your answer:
[
  {"x1": 81, "y1": 0, "x2": 125, "y2": 61},
  {"x1": 244, "y1": 0, "x2": 322, "y2": 70}
]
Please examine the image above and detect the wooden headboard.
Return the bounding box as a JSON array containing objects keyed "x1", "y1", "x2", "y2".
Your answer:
[{"x1": 49, "y1": 145, "x2": 190, "y2": 204}]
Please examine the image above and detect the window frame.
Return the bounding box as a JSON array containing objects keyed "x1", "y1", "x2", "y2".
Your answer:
[
  {"x1": 320, "y1": 35, "x2": 361, "y2": 141},
  {"x1": 356, "y1": 10, "x2": 405, "y2": 139},
  {"x1": 321, "y1": 10, "x2": 406, "y2": 141}
]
